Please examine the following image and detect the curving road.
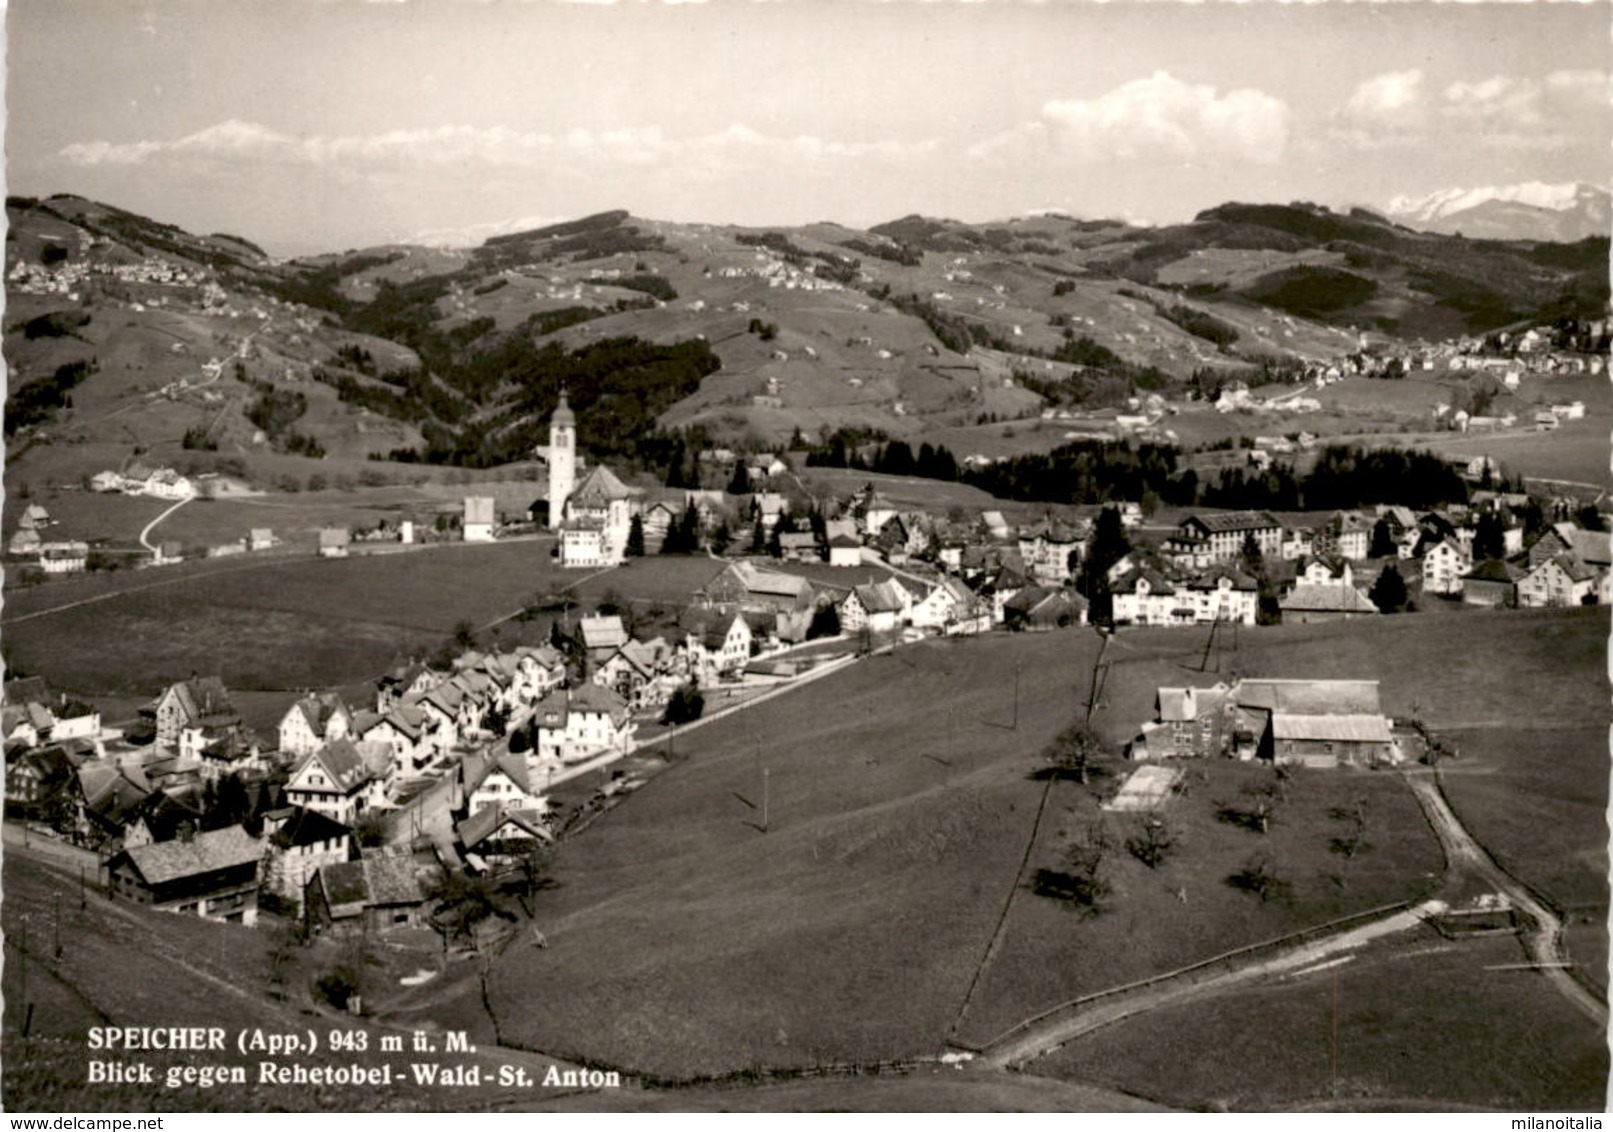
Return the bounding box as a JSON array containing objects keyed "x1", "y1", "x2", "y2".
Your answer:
[{"x1": 1402, "y1": 767, "x2": 1608, "y2": 1027}]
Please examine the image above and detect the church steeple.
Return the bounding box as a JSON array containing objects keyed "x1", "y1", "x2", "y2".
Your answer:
[{"x1": 547, "y1": 387, "x2": 576, "y2": 531}]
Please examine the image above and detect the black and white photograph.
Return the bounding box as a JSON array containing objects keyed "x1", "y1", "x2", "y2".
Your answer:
[{"x1": 2, "y1": 0, "x2": 1610, "y2": 1115}]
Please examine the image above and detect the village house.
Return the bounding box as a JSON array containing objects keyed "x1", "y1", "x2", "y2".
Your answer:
[
  {"x1": 283, "y1": 738, "x2": 391, "y2": 826},
  {"x1": 1516, "y1": 554, "x2": 1598, "y2": 608},
  {"x1": 457, "y1": 750, "x2": 546, "y2": 820},
  {"x1": 677, "y1": 606, "x2": 754, "y2": 677},
  {"x1": 196, "y1": 728, "x2": 269, "y2": 784},
  {"x1": 828, "y1": 534, "x2": 863, "y2": 568},
  {"x1": 38, "y1": 541, "x2": 89, "y2": 574},
  {"x1": 107, "y1": 824, "x2": 264, "y2": 926},
  {"x1": 578, "y1": 614, "x2": 631, "y2": 670},
  {"x1": 151, "y1": 677, "x2": 240, "y2": 752},
  {"x1": 318, "y1": 527, "x2": 351, "y2": 558},
  {"x1": 530, "y1": 684, "x2": 636, "y2": 768},
  {"x1": 277, "y1": 692, "x2": 353, "y2": 759},
  {"x1": 458, "y1": 806, "x2": 552, "y2": 871},
  {"x1": 1181, "y1": 569, "x2": 1260, "y2": 625},
  {"x1": 262, "y1": 806, "x2": 354, "y2": 912},
  {"x1": 594, "y1": 638, "x2": 678, "y2": 708},
  {"x1": 376, "y1": 662, "x2": 441, "y2": 713},
  {"x1": 359, "y1": 703, "x2": 440, "y2": 776},
  {"x1": 1422, "y1": 537, "x2": 1472, "y2": 597},
  {"x1": 839, "y1": 578, "x2": 912, "y2": 634},
  {"x1": 777, "y1": 531, "x2": 822, "y2": 562},
  {"x1": 1017, "y1": 520, "x2": 1086, "y2": 585},
  {"x1": 1110, "y1": 568, "x2": 1180, "y2": 626}
]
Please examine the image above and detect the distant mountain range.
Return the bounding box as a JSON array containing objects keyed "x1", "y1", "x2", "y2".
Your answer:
[
  {"x1": 4, "y1": 192, "x2": 1607, "y2": 481},
  {"x1": 1385, "y1": 181, "x2": 1610, "y2": 243}
]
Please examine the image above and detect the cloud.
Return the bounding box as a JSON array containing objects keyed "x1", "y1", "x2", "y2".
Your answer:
[
  {"x1": 59, "y1": 119, "x2": 936, "y2": 173},
  {"x1": 969, "y1": 72, "x2": 1290, "y2": 167},
  {"x1": 1333, "y1": 67, "x2": 1609, "y2": 150}
]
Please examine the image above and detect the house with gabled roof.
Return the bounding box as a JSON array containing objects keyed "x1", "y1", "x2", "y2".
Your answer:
[
  {"x1": 318, "y1": 527, "x2": 350, "y2": 558},
  {"x1": 359, "y1": 703, "x2": 441, "y2": 776},
  {"x1": 594, "y1": 638, "x2": 677, "y2": 708},
  {"x1": 839, "y1": 578, "x2": 911, "y2": 634},
  {"x1": 152, "y1": 677, "x2": 240, "y2": 752},
  {"x1": 457, "y1": 749, "x2": 544, "y2": 819},
  {"x1": 278, "y1": 692, "x2": 353, "y2": 760},
  {"x1": 1422, "y1": 536, "x2": 1471, "y2": 597},
  {"x1": 458, "y1": 806, "x2": 552, "y2": 871},
  {"x1": 284, "y1": 739, "x2": 390, "y2": 825},
  {"x1": 107, "y1": 824, "x2": 264, "y2": 925},
  {"x1": 263, "y1": 806, "x2": 354, "y2": 911},
  {"x1": 1017, "y1": 519, "x2": 1086, "y2": 585},
  {"x1": 1517, "y1": 554, "x2": 1598, "y2": 608},
  {"x1": 1133, "y1": 678, "x2": 1395, "y2": 767},
  {"x1": 377, "y1": 662, "x2": 441, "y2": 713},
  {"x1": 1002, "y1": 585, "x2": 1087, "y2": 631},
  {"x1": 1182, "y1": 568, "x2": 1260, "y2": 625},
  {"x1": 530, "y1": 685, "x2": 635, "y2": 767},
  {"x1": 1279, "y1": 581, "x2": 1380, "y2": 624},
  {"x1": 304, "y1": 848, "x2": 434, "y2": 937},
  {"x1": 677, "y1": 605, "x2": 754, "y2": 677},
  {"x1": 1461, "y1": 559, "x2": 1520, "y2": 607},
  {"x1": 578, "y1": 614, "x2": 630, "y2": 666},
  {"x1": 1111, "y1": 568, "x2": 1180, "y2": 626}
]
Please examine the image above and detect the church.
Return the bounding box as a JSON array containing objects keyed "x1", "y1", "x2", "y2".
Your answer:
[{"x1": 547, "y1": 390, "x2": 645, "y2": 568}]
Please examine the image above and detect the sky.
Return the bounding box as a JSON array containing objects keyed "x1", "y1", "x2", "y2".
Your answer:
[{"x1": 6, "y1": 0, "x2": 1610, "y2": 256}]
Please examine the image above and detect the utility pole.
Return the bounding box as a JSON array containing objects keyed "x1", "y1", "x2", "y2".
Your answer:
[
  {"x1": 1012, "y1": 656, "x2": 1021, "y2": 731},
  {"x1": 1084, "y1": 629, "x2": 1112, "y2": 728},
  {"x1": 761, "y1": 768, "x2": 770, "y2": 834},
  {"x1": 1199, "y1": 615, "x2": 1220, "y2": 673}
]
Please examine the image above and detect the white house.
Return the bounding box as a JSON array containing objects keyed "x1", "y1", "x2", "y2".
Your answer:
[
  {"x1": 463, "y1": 496, "x2": 497, "y2": 542},
  {"x1": 1422, "y1": 537, "x2": 1472, "y2": 597},
  {"x1": 530, "y1": 685, "x2": 636, "y2": 768}
]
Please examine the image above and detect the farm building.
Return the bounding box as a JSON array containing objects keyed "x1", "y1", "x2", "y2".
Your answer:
[
  {"x1": 1279, "y1": 582, "x2": 1381, "y2": 623},
  {"x1": 304, "y1": 849, "x2": 434, "y2": 937},
  {"x1": 106, "y1": 824, "x2": 265, "y2": 926},
  {"x1": 318, "y1": 527, "x2": 351, "y2": 558},
  {"x1": 1133, "y1": 678, "x2": 1397, "y2": 768}
]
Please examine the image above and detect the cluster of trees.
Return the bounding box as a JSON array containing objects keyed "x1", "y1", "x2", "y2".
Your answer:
[
  {"x1": 804, "y1": 431, "x2": 960, "y2": 481},
  {"x1": 5, "y1": 358, "x2": 97, "y2": 435},
  {"x1": 964, "y1": 440, "x2": 1185, "y2": 507}
]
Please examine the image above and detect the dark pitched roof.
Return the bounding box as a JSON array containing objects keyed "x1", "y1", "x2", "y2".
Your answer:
[
  {"x1": 1182, "y1": 511, "x2": 1279, "y2": 534},
  {"x1": 119, "y1": 825, "x2": 263, "y2": 886},
  {"x1": 269, "y1": 806, "x2": 353, "y2": 850}
]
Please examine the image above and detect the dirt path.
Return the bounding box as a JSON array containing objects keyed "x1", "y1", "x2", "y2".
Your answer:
[
  {"x1": 1402, "y1": 767, "x2": 1607, "y2": 1026},
  {"x1": 974, "y1": 901, "x2": 1432, "y2": 1068},
  {"x1": 137, "y1": 495, "x2": 192, "y2": 554}
]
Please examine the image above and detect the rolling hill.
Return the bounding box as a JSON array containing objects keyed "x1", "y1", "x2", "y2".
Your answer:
[{"x1": 5, "y1": 194, "x2": 1607, "y2": 495}]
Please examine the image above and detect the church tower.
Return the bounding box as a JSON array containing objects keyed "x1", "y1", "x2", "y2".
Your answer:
[{"x1": 547, "y1": 388, "x2": 576, "y2": 530}]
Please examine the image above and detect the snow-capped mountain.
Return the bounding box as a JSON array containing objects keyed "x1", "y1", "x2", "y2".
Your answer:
[{"x1": 1384, "y1": 181, "x2": 1609, "y2": 242}]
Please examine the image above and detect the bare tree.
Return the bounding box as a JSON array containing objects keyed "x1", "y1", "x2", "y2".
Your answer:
[
  {"x1": 1044, "y1": 723, "x2": 1103, "y2": 784},
  {"x1": 1228, "y1": 853, "x2": 1288, "y2": 903},
  {"x1": 1126, "y1": 815, "x2": 1176, "y2": 869}
]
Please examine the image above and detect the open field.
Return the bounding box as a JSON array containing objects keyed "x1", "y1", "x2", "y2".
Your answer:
[
  {"x1": 1384, "y1": 417, "x2": 1612, "y2": 487},
  {"x1": 484, "y1": 633, "x2": 1065, "y2": 1079},
  {"x1": 2, "y1": 541, "x2": 575, "y2": 693},
  {"x1": 1038, "y1": 928, "x2": 1608, "y2": 1111},
  {"x1": 950, "y1": 759, "x2": 1444, "y2": 1048},
  {"x1": 1434, "y1": 725, "x2": 1610, "y2": 993}
]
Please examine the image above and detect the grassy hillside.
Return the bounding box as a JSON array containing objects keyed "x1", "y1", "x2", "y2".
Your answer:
[
  {"x1": 461, "y1": 609, "x2": 1606, "y2": 1083},
  {"x1": 1040, "y1": 928, "x2": 1608, "y2": 1111}
]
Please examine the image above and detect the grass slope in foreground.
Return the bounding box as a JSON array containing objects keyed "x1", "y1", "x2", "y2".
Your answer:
[{"x1": 1039, "y1": 928, "x2": 1608, "y2": 1111}]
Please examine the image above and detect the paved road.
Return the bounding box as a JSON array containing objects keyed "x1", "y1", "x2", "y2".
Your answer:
[{"x1": 1403, "y1": 767, "x2": 1608, "y2": 1027}]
